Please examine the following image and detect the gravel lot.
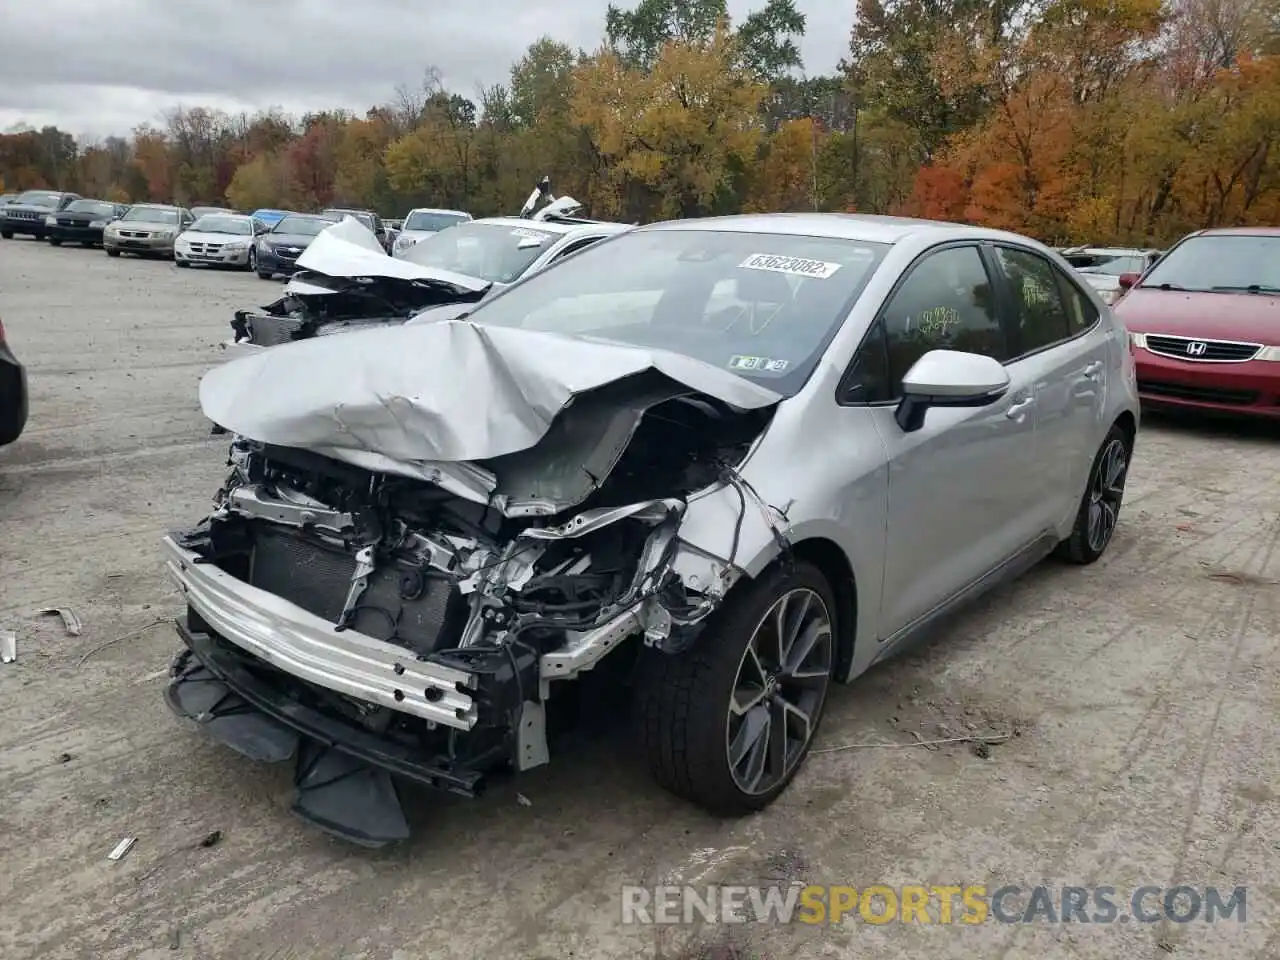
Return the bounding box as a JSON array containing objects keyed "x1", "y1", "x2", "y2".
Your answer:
[{"x1": 1, "y1": 235, "x2": 1278, "y2": 960}]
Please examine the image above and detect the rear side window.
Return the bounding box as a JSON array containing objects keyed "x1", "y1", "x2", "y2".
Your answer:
[
  {"x1": 994, "y1": 247, "x2": 1073, "y2": 356},
  {"x1": 1056, "y1": 272, "x2": 1099, "y2": 336}
]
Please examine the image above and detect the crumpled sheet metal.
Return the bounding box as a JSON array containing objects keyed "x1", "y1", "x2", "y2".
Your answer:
[
  {"x1": 199, "y1": 318, "x2": 781, "y2": 466},
  {"x1": 292, "y1": 217, "x2": 489, "y2": 293}
]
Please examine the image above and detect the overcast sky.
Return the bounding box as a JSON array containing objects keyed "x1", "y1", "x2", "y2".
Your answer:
[{"x1": 0, "y1": 0, "x2": 852, "y2": 141}]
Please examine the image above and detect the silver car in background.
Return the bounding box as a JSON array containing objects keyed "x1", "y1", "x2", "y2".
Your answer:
[
  {"x1": 175, "y1": 213, "x2": 270, "y2": 270},
  {"x1": 104, "y1": 203, "x2": 194, "y2": 259},
  {"x1": 391, "y1": 207, "x2": 472, "y2": 257},
  {"x1": 166, "y1": 214, "x2": 1139, "y2": 845},
  {"x1": 1061, "y1": 246, "x2": 1162, "y2": 304}
]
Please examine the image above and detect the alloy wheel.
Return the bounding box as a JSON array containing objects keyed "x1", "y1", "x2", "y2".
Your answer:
[
  {"x1": 248, "y1": 247, "x2": 257, "y2": 271},
  {"x1": 1087, "y1": 437, "x2": 1128, "y2": 553},
  {"x1": 726, "y1": 587, "x2": 832, "y2": 795}
]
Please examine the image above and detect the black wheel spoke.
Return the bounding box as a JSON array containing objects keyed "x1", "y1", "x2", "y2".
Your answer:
[{"x1": 1086, "y1": 437, "x2": 1128, "y2": 554}]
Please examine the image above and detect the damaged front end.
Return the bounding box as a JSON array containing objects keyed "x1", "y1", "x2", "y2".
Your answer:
[
  {"x1": 166, "y1": 374, "x2": 777, "y2": 845},
  {"x1": 223, "y1": 218, "x2": 491, "y2": 357},
  {"x1": 226, "y1": 272, "x2": 483, "y2": 352}
]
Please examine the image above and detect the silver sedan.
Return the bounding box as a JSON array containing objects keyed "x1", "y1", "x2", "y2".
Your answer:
[{"x1": 167, "y1": 213, "x2": 1140, "y2": 843}]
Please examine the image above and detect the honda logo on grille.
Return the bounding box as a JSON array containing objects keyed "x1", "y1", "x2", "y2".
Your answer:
[{"x1": 1186, "y1": 341, "x2": 1208, "y2": 357}]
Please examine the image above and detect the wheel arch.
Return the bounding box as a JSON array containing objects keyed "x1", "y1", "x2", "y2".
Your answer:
[
  {"x1": 787, "y1": 537, "x2": 858, "y2": 683},
  {"x1": 1113, "y1": 409, "x2": 1137, "y2": 450}
]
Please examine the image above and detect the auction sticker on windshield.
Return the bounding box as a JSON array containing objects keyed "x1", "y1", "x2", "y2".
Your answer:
[
  {"x1": 510, "y1": 228, "x2": 553, "y2": 241},
  {"x1": 729, "y1": 355, "x2": 789, "y2": 373},
  {"x1": 739, "y1": 254, "x2": 842, "y2": 279}
]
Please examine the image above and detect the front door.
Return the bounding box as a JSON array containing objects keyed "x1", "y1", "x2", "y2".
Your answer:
[{"x1": 867, "y1": 243, "x2": 1042, "y2": 636}]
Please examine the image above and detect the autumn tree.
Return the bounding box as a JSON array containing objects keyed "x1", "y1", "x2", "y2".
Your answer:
[
  {"x1": 572, "y1": 22, "x2": 766, "y2": 219},
  {"x1": 225, "y1": 152, "x2": 300, "y2": 211}
]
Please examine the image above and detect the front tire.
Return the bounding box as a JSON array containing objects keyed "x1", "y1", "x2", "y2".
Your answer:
[
  {"x1": 256, "y1": 269, "x2": 272, "y2": 280},
  {"x1": 48, "y1": 238, "x2": 62, "y2": 247},
  {"x1": 105, "y1": 247, "x2": 121, "y2": 258},
  {"x1": 245, "y1": 247, "x2": 258, "y2": 272},
  {"x1": 635, "y1": 560, "x2": 837, "y2": 815},
  {"x1": 175, "y1": 259, "x2": 190, "y2": 268},
  {"x1": 1055, "y1": 424, "x2": 1131, "y2": 564},
  {"x1": 1, "y1": 230, "x2": 12, "y2": 239}
]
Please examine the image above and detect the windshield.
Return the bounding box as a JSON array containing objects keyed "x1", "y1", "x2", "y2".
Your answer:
[
  {"x1": 191, "y1": 215, "x2": 251, "y2": 235},
  {"x1": 272, "y1": 216, "x2": 332, "y2": 236},
  {"x1": 1077, "y1": 255, "x2": 1147, "y2": 276},
  {"x1": 468, "y1": 229, "x2": 890, "y2": 397},
  {"x1": 404, "y1": 222, "x2": 561, "y2": 282},
  {"x1": 16, "y1": 191, "x2": 61, "y2": 209},
  {"x1": 405, "y1": 211, "x2": 469, "y2": 232},
  {"x1": 1140, "y1": 235, "x2": 1280, "y2": 292},
  {"x1": 122, "y1": 206, "x2": 179, "y2": 224},
  {"x1": 66, "y1": 200, "x2": 116, "y2": 217}
]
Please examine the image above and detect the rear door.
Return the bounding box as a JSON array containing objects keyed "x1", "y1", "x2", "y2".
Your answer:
[{"x1": 987, "y1": 244, "x2": 1107, "y2": 530}]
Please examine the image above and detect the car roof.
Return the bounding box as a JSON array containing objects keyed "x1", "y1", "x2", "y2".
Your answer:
[
  {"x1": 129, "y1": 202, "x2": 181, "y2": 209},
  {"x1": 1061, "y1": 246, "x2": 1158, "y2": 256},
  {"x1": 407, "y1": 207, "x2": 470, "y2": 217},
  {"x1": 637, "y1": 212, "x2": 1037, "y2": 246},
  {"x1": 1192, "y1": 226, "x2": 1280, "y2": 238}
]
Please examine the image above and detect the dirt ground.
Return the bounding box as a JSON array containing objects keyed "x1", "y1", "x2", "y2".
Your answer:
[{"x1": 1, "y1": 235, "x2": 1278, "y2": 960}]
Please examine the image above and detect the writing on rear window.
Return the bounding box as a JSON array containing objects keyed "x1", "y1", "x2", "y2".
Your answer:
[{"x1": 739, "y1": 254, "x2": 842, "y2": 279}]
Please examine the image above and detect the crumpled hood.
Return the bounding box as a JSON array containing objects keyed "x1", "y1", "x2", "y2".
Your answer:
[
  {"x1": 200, "y1": 318, "x2": 781, "y2": 465},
  {"x1": 291, "y1": 217, "x2": 489, "y2": 293}
]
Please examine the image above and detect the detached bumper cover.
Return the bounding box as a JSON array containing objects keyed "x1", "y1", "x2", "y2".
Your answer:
[{"x1": 163, "y1": 534, "x2": 478, "y2": 729}]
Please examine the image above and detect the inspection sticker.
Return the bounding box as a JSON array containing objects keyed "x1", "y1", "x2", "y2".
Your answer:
[
  {"x1": 739, "y1": 254, "x2": 842, "y2": 279},
  {"x1": 729, "y1": 355, "x2": 789, "y2": 373}
]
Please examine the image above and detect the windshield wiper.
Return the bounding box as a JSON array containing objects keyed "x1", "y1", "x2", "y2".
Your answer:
[
  {"x1": 1138, "y1": 282, "x2": 1186, "y2": 291},
  {"x1": 1211, "y1": 284, "x2": 1280, "y2": 294}
]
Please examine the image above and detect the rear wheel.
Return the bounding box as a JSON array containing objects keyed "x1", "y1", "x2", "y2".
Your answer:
[
  {"x1": 635, "y1": 561, "x2": 836, "y2": 814},
  {"x1": 1055, "y1": 424, "x2": 1131, "y2": 564},
  {"x1": 48, "y1": 238, "x2": 62, "y2": 247},
  {"x1": 1, "y1": 230, "x2": 12, "y2": 239}
]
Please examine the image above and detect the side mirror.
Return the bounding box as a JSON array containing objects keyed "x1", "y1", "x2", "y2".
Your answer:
[
  {"x1": 1117, "y1": 272, "x2": 1140, "y2": 290},
  {"x1": 895, "y1": 350, "x2": 1011, "y2": 433}
]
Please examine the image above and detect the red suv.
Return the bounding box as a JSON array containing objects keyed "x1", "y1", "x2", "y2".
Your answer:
[{"x1": 1114, "y1": 227, "x2": 1280, "y2": 418}]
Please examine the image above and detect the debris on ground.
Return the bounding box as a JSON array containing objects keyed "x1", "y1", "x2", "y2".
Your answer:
[
  {"x1": 199, "y1": 830, "x2": 222, "y2": 848},
  {"x1": 1, "y1": 629, "x2": 15, "y2": 663},
  {"x1": 38, "y1": 607, "x2": 83, "y2": 636},
  {"x1": 1204, "y1": 568, "x2": 1280, "y2": 586},
  {"x1": 813, "y1": 729, "x2": 1015, "y2": 755},
  {"x1": 517, "y1": 793, "x2": 533, "y2": 808},
  {"x1": 107, "y1": 837, "x2": 137, "y2": 862},
  {"x1": 168, "y1": 927, "x2": 181, "y2": 950},
  {"x1": 77, "y1": 617, "x2": 170, "y2": 666},
  {"x1": 57, "y1": 752, "x2": 73, "y2": 764}
]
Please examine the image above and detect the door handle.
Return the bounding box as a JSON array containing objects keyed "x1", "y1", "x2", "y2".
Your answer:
[
  {"x1": 1006, "y1": 396, "x2": 1035, "y2": 420},
  {"x1": 1082, "y1": 361, "x2": 1103, "y2": 380}
]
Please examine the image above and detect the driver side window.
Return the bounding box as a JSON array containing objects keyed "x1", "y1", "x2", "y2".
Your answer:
[{"x1": 843, "y1": 245, "x2": 1007, "y2": 403}]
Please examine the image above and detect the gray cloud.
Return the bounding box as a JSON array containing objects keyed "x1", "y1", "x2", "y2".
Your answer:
[{"x1": 0, "y1": 0, "x2": 851, "y2": 138}]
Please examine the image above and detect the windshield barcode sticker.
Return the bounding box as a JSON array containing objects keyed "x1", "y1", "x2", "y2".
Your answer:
[
  {"x1": 510, "y1": 228, "x2": 552, "y2": 240},
  {"x1": 739, "y1": 254, "x2": 842, "y2": 279}
]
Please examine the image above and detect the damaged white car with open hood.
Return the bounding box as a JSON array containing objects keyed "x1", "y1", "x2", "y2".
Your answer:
[
  {"x1": 166, "y1": 214, "x2": 1140, "y2": 845},
  {"x1": 222, "y1": 179, "x2": 630, "y2": 359}
]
